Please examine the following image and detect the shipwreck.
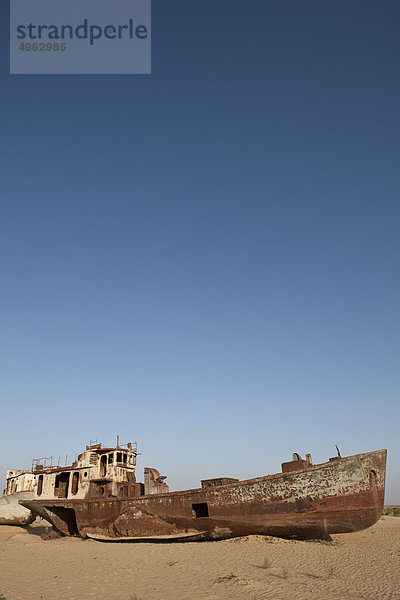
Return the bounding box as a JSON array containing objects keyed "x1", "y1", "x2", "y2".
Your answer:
[
  {"x1": 12, "y1": 440, "x2": 387, "y2": 541},
  {"x1": 0, "y1": 468, "x2": 37, "y2": 526}
]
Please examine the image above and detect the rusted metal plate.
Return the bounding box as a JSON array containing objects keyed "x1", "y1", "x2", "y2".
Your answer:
[
  {"x1": 201, "y1": 478, "x2": 239, "y2": 488},
  {"x1": 281, "y1": 459, "x2": 310, "y2": 473}
]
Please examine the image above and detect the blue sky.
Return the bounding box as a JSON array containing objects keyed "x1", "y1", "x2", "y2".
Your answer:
[{"x1": 1, "y1": 1, "x2": 399, "y2": 503}]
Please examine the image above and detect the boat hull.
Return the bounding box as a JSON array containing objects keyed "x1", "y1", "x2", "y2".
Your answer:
[
  {"x1": 0, "y1": 491, "x2": 35, "y2": 526},
  {"x1": 21, "y1": 449, "x2": 386, "y2": 540}
]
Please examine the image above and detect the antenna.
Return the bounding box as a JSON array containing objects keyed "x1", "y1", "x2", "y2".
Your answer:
[{"x1": 335, "y1": 444, "x2": 342, "y2": 458}]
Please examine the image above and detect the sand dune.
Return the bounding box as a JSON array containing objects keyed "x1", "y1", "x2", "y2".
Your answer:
[{"x1": 0, "y1": 517, "x2": 399, "y2": 600}]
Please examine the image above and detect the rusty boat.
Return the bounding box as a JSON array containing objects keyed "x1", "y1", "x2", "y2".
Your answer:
[
  {"x1": 20, "y1": 441, "x2": 387, "y2": 541},
  {"x1": 0, "y1": 468, "x2": 39, "y2": 526}
]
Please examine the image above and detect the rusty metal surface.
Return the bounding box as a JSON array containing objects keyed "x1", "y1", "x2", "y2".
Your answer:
[
  {"x1": 281, "y1": 459, "x2": 310, "y2": 473},
  {"x1": 21, "y1": 449, "x2": 387, "y2": 541},
  {"x1": 201, "y1": 478, "x2": 239, "y2": 488}
]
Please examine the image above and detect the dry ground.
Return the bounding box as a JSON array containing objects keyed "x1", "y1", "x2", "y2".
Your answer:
[{"x1": 0, "y1": 517, "x2": 399, "y2": 600}]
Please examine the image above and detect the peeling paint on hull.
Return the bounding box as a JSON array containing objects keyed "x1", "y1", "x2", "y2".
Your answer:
[{"x1": 21, "y1": 449, "x2": 386, "y2": 541}]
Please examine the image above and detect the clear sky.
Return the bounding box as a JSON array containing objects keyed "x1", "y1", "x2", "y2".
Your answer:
[{"x1": 1, "y1": 1, "x2": 399, "y2": 503}]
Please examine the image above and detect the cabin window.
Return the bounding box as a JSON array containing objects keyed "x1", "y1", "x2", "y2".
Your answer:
[
  {"x1": 108, "y1": 453, "x2": 114, "y2": 464},
  {"x1": 71, "y1": 472, "x2": 79, "y2": 495},
  {"x1": 192, "y1": 503, "x2": 209, "y2": 518},
  {"x1": 116, "y1": 452, "x2": 122, "y2": 463},
  {"x1": 100, "y1": 455, "x2": 107, "y2": 477},
  {"x1": 123, "y1": 453, "x2": 127, "y2": 463},
  {"x1": 37, "y1": 475, "x2": 43, "y2": 496},
  {"x1": 99, "y1": 486, "x2": 105, "y2": 496},
  {"x1": 54, "y1": 472, "x2": 70, "y2": 498},
  {"x1": 84, "y1": 471, "x2": 88, "y2": 477}
]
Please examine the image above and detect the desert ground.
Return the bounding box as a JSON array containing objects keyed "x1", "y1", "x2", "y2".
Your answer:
[{"x1": 0, "y1": 517, "x2": 399, "y2": 600}]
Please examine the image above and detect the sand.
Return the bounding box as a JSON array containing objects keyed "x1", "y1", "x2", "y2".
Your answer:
[{"x1": 0, "y1": 517, "x2": 399, "y2": 600}]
